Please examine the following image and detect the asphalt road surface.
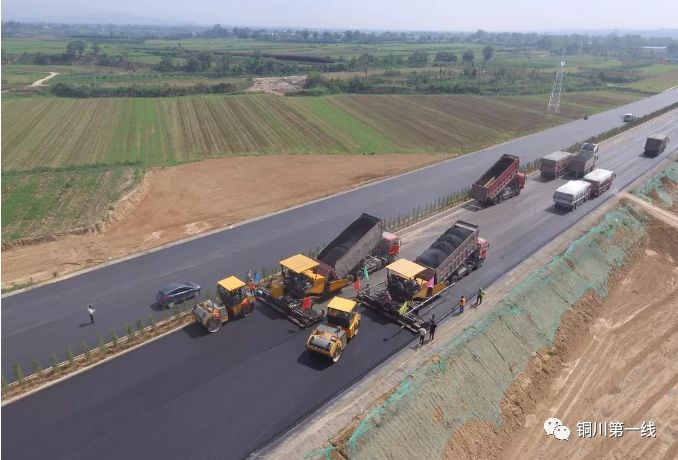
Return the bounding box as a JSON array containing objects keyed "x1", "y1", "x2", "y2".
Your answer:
[
  {"x1": 3, "y1": 90, "x2": 677, "y2": 378},
  {"x1": 3, "y1": 107, "x2": 677, "y2": 459}
]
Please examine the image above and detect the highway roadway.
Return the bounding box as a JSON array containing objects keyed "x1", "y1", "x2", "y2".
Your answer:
[
  {"x1": 2, "y1": 105, "x2": 677, "y2": 459},
  {"x1": 2, "y1": 89, "x2": 678, "y2": 378}
]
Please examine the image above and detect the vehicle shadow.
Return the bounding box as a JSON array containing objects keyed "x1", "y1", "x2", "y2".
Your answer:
[
  {"x1": 182, "y1": 322, "x2": 209, "y2": 339},
  {"x1": 359, "y1": 306, "x2": 396, "y2": 326},
  {"x1": 544, "y1": 204, "x2": 570, "y2": 216},
  {"x1": 297, "y1": 350, "x2": 333, "y2": 370},
  {"x1": 149, "y1": 302, "x2": 166, "y2": 312},
  {"x1": 254, "y1": 303, "x2": 304, "y2": 334},
  {"x1": 532, "y1": 175, "x2": 555, "y2": 184}
]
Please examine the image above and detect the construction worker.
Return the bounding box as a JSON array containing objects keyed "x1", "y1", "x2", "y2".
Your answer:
[
  {"x1": 458, "y1": 296, "x2": 466, "y2": 314},
  {"x1": 87, "y1": 304, "x2": 96, "y2": 324},
  {"x1": 429, "y1": 321, "x2": 437, "y2": 341},
  {"x1": 418, "y1": 325, "x2": 427, "y2": 345},
  {"x1": 398, "y1": 300, "x2": 409, "y2": 316},
  {"x1": 476, "y1": 288, "x2": 486, "y2": 306}
]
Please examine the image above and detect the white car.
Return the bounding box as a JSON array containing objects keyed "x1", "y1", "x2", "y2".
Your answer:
[{"x1": 622, "y1": 113, "x2": 636, "y2": 122}]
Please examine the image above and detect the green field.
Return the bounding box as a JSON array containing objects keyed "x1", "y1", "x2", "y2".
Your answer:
[
  {"x1": 1, "y1": 67, "x2": 46, "y2": 89},
  {"x1": 1, "y1": 165, "x2": 142, "y2": 241},
  {"x1": 1, "y1": 90, "x2": 640, "y2": 172}
]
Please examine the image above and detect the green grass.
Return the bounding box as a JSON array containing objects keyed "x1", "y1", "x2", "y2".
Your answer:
[
  {"x1": 1, "y1": 68, "x2": 46, "y2": 89},
  {"x1": 293, "y1": 97, "x2": 394, "y2": 153},
  {"x1": 1, "y1": 165, "x2": 142, "y2": 241}
]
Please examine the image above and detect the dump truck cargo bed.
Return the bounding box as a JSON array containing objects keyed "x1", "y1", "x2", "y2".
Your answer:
[
  {"x1": 471, "y1": 154, "x2": 520, "y2": 204},
  {"x1": 540, "y1": 150, "x2": 575, "y2": 179},
  {"x1": 568, "y1": 150, "x2": 598, "y2": 178},
  {"x1": 317, "y1": 213, "x2": 383, "y2": 279},
  {"x1": 416, "y1": 220, "x2": 479, "y2": 282}
]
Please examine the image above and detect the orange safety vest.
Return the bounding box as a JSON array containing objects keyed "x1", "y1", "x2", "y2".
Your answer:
[{"x1": 460, "y1": 297, "x2": 466, "y2": 306}]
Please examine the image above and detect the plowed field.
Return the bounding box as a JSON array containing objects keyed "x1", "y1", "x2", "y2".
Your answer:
[{"x1": 1, "y1": 90, "x2": 638, "y2": 171}]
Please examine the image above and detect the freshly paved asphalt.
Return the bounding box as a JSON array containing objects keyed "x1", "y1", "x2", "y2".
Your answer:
[
  {"x1": 2, "y1": 97, "x2": 677, "y2": 460},
  {"x1": 3, "y1": 90, "x2": 677, "y2": 378}
]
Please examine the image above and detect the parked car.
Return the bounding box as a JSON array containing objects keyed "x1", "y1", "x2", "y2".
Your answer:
[
  {"x1": 156, "y1": 282, "x2": 201, "y2": 308},
  {"x1": 622, "y1": 113, "x2": 636, "y2": 122}
]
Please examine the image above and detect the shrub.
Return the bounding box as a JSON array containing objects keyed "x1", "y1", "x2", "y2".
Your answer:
[
  {"x1": 50, "y1": 353, "x2": 60, "y2": 374},
  {"x1": 111, "y1": 330, "x2": 118, "y2": 348},
  {"x1": 13, "y1": 363, "x2": 25, "y2": 385},
  {"x1": 83, "y1": 342, "x2": 91, "y2": 362},
  {"x1": 98, "y1": 336, "x2": 106, "y2": 356},
  {"x1": 32, "y1": 358, "x2": 43, "y2": 376},
  {"x1": 66, "y1": 346, "x2": 75, "y2": 368}
]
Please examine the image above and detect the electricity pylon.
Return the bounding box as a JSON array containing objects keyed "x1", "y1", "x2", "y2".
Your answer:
[{"x1": 547, "y1": 58, "x2": 566, "y2": 113}]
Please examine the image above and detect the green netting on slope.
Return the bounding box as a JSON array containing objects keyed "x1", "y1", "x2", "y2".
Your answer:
[
  {"x1": 303, "y1": 447, "x2": 337, "y2": 460},
  {"x1": 339, "y1": 206, "x2": 646, "y2": 460},
  {"x1": 633, "y1": 162, "x2": 678, "y2": 209}
]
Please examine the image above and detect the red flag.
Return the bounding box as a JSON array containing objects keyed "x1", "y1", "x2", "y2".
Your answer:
[
  {"x1": 353, "y1": 279, "x2": 360, "y2": 293},
  {"x1": 302, "y1": 296, "x2": 311, "y2": 310}
]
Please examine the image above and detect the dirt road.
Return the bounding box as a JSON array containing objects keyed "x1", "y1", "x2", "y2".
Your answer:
[
  {"x1": 30, "y1": 72, "x2": 59, "y2": 87},
  {"x1": 1, "y1": 153, "x2": 448, "y2": 288}
]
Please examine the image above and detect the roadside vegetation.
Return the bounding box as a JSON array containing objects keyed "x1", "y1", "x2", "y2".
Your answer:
[{"x1": 1, "y1": 164, "x2": 142, "y2": 242}]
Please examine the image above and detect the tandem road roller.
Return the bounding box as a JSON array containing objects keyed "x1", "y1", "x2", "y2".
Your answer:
[{"x1": 192, "y1": 276, "x2": 255, "y2": 332}]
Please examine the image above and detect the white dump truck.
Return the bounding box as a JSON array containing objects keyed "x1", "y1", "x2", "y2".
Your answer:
[{"x1": 553, "y1": 180, "x2": 592, "y2": 211}]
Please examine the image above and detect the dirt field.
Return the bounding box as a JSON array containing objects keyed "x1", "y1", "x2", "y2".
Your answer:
[
  {"x1": 246, "y1": 75, "x2": 307, "y2": 95},
  {"x1": 441, "y1": 212, "x2": 678, "y2": 460},
  {"x1": 1, "y1": 153, "x2": 448, "y2": 288}
]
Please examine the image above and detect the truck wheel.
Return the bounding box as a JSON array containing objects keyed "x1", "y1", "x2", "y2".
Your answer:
[
  {"x1": 346, "y1": 274, "x2": 354, "y2": 284},
  {"x1": 332, "y1": 351, "x2": 342, "y2": 363},
  {"x1": 352, "y1": 324, "x2": 359, "y2": 338}
]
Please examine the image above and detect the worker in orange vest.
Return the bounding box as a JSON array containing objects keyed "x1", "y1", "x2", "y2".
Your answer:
[{"x1": 458, "y1": 295, "x2": 466, "y2": 314}]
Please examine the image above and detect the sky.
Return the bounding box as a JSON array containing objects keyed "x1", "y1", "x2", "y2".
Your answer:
[{"x1": 2, "y1": 0, "x2": 678, "y2": 31}]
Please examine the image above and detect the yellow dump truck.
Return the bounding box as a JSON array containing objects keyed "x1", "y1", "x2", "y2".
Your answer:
[
  {"x1": 191, "y1": 276, "x2": 255, "y2": 332},
  {"x1": 306, "y1": 297, "x2": 361, "y2": 363}
]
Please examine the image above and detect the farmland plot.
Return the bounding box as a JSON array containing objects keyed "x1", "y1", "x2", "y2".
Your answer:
[{"x1": 2, "y1": 90, "x2": 640, "y2": 172}]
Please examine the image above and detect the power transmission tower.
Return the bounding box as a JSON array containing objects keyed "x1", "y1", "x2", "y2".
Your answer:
[{"x1": 547, "y1": 57, "x2": 565, "y2": 113}]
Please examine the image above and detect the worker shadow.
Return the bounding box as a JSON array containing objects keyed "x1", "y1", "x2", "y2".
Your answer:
[
  {"x1": 297, "y1": 350, "x2": 333, "y2": 370},
  {"x1": 77, "y1": 322, "x2": 93, "y2": 328}
]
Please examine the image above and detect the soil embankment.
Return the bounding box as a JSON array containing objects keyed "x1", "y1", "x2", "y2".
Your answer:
[
  {"x1": 445, "y1": 218, "x2": 678, "y2": 460},
  {"x1": 2, "y1": 153, "x2": 448, "y2": 289}
]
